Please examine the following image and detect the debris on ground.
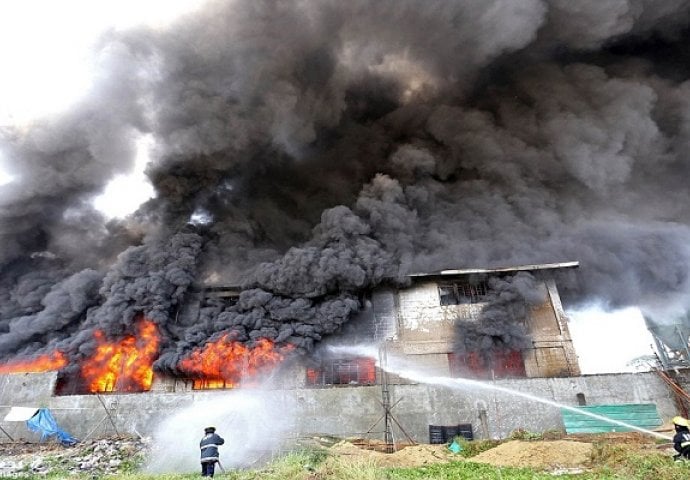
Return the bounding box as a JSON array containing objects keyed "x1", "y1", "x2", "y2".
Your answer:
[
  {"x1": 0, "y1": 431, "x2": 678, "y2": 476},
  {"x1": 0, "y1": 436, "x2": 149, "y2": 477}
]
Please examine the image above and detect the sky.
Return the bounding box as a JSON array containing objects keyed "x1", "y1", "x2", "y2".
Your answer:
[
  {"x1": 568, "y1": 306, "x2": 657, "y2": 374},
  {"x1": 0, "y1": 0, "x2": 205, "y2": 126},
  {"x1": 0, "y1": 0, "x2": 201, "y2": 216},
  {"x1": 91, "y1": 134, "x2": 155, "y2": 218},
  {"x1": 0, "y1": 0, "x2": 673, "y2": 374}
]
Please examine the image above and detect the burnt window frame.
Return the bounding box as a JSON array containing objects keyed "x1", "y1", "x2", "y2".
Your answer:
[
  {"x1": 448, "y1": 349, "x2": 526, "y2": 380},
  {"x1": 190, "y1": 378, "x2": 234, "y2": 390},
  {"x1": 306, "y1": 357, "x2": 377, "y2": 387},
  {"x1": 438, "y1": 280, "x2": 489, "y2": 305}
]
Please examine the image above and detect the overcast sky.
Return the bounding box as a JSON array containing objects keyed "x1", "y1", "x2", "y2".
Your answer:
[{"x1": 0, "y1": 1, "x2": 187, "y2": 216}]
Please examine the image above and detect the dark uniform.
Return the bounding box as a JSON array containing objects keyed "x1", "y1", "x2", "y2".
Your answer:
[
  {"x1": 200, "y1": 427, "x2": 225, "y2": 477},
  {"x1": 672, "y1": 416, "x2": 690, "y2": 462}
]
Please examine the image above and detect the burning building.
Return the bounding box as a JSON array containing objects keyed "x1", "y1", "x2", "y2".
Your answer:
[
  {"x1": 1, "y1": 0, "x2": 690, "y2": 462},
  {"x1": 294, "y1": 261, "x2": 581, "y2": 390},
  {"x1": 0, "y1": 261, "x2": 579, "y2": 393},
  {"x1": 0, "y1": 260, "x2": 684, "y2": 452}
]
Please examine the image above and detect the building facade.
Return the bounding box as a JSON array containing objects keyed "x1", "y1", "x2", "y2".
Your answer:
[
  {"x1": 299, "y1": 262, "x2": 581, "y2": 390},
  {"x1": 1, "y1": 261, "x2": 683, "y2": 453}
]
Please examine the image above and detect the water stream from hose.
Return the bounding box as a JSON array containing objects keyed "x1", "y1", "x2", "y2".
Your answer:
[{"x1": 329, "y1": 344, "x2": 672, "y2": 441}]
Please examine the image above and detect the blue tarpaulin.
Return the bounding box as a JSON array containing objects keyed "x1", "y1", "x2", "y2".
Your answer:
[{"x1": 26, "y1": 408, "x2": 78, "y2": 446}]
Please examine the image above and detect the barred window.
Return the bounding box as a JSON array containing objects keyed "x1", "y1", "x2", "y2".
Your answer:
[
  {"x1": 306, "y1": 357, "x2": 376, "y2": 386},
  {"x1": 438, "y1": 281, "x2": 488, "y2": 305},
  {"x1": 448, "y1": 350, "x2": 525, "y2": 379},
  {"x1": 191, "y1": 379, "x2": 233, "y2": 390}
]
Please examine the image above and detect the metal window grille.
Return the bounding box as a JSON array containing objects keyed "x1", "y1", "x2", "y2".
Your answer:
[
  {"x1": 448, "y1": 350, "x2": 525, "y2": 379},
  {"x1": 191, "y1": 379, "x2": 233, "y2": 390},
  {"x1": 306, "y1": 357, "x2": 376, "y2": 386},
  {"x1": 492, "y1": 350, "x2": 526, "y2": 378},
  {"x1": 438, "y1": 281, "x2": 489, "y2": 305},
  {"x1": 448, "y1": 352, "x2": 487, "y2": 379}
]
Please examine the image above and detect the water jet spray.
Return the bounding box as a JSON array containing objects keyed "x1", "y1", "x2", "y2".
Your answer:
[{"x1": 329, "y1": 344, "x2": 672, "y2": 441}]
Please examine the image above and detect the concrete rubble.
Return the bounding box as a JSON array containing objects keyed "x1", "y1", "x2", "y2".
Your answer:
[{"x1": 0, "y1": 436, "x2": 149, "y2": 477}]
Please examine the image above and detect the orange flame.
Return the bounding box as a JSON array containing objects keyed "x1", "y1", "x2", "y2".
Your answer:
[
  {"x1": 179, "y1": 336, "x2": 291, "y2": 389},
  {"x1": 80, "y1": 320, "x2": 159, "y2": 393},
  {"x1": 0, "y1": 351, "x2": 67, "y2": 374}
]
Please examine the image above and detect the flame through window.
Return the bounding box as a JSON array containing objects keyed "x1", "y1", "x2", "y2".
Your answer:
[
  {"x1": 448, "y1": 350, "x2": 526, "y2": 379},
  {"x1": 306, "y1": 357, "x2": 376, "y2": 386}
]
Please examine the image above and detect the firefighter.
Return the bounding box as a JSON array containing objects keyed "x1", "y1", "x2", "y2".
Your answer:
[
  {"x1": 672, "y1": 416, "x2": 690, "y2": 462},
  {"x1": 200, "y1": 426, "x2": 225, "y2": 477}
]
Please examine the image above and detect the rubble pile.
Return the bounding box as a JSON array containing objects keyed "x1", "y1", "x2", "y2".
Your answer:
[{"x1": 0, "y1": 436, "x2": 149, "y2": 477}]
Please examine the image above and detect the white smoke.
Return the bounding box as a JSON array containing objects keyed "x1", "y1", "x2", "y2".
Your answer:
[{"x1": 145, "y1": 389, "x2": 297, "y2": 473}]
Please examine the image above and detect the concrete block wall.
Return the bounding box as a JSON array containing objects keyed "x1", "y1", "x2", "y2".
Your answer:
[
  {"x1": 395, "y1": 281, "x2": 482, "y2": 348},
  {"x1": 370, "y1": 290, "x2": 399, "y2": 341},
  {"x1": 0, "y1": 370, "x2": 679, "y2": 444},
  {"x1": 0, "y1": 372, "x2": 55, "y2": 405},
  {"x1": 375, "y1": 374, "x2": 677, "y2": 441},
  {"x1": 372, "y1": 275, "x2": 581, "y2": 379}
]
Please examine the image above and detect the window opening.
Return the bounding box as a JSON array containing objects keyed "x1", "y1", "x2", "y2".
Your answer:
[
  {"x1": 191, "y1": 379, "x2": 235, "y2": 390},
  {"x1": 438, "y1": 281, "x2": 489, "y2": 305},
  {"x1": 448, "y1": 349, "x2": 525, "y2": 379},
  {"x1": 306, "y1": 357, "x2": 376, "y2": 386}
]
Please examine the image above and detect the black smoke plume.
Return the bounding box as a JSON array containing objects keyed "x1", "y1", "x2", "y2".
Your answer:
[
  {"x1": 1, "y1": 0, "x2": 690, "y2": 369},
  {"x1": 454, "y1": 273, "x2": 542, "y2": 357}
]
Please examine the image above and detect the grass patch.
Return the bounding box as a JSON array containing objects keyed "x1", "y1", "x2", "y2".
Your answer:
[
  {"x1": 589, "y1": 442, "x2": 690, "y2": 480},
  {"x1": 452, "y1": 438, "x2": 501, "y2": 458},
  {"x1": 386, "y1": 461, "x2": 600, "y2": 479},
  {"x1": 508, "y1": 428, "x2": 543, "y2": 441},
  {"x1": 7, "y1": 439, "x2": 690, "y2": 480},
  {"x1": 226, "y1": 451, "x2": 318, "y2": 480},
  {"x1": 317, "y1": 456, "x2": 381, "y2": 480},
  {"x1": 119, "y1": 452, "x2": 148, "y2": 473}
]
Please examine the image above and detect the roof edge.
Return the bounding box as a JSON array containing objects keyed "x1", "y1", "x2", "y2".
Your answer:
[{"x1": 408, "y1": 261, "x2": 579, "y2": 278}]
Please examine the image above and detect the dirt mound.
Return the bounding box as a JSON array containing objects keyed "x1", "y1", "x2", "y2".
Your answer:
[
  {"x1": 328, "y1": 440, "x2": 455, "y2": 467},
  {"x1": 469, "y1": 440, "x2": 593, "y2": 470},
  {"x1": 386, "y1": 444, "x2": 455, "y2": 467}
]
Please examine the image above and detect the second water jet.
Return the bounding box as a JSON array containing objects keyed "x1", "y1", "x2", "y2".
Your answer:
[{"x1": 329, "y1": 344, "x2": 671, "y2": 441}]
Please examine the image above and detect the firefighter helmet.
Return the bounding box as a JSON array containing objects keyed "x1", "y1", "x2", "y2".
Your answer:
[{"x1": 672, "y1": 416, "x2": 689, "y2": 427}]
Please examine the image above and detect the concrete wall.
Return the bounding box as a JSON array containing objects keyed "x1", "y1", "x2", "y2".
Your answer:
[
  {"x1": 378, "y1": 274, "x2": 580, "y2": 378},
  {"x1": 0, "y1": 370, "x2": 679, "y2": 444},
  {"x1": 394, "y1": 280, "x2": 484, "y2": 353},
  {"x1": 523, "y1": 278, "x2": 580, "y2": 376}
]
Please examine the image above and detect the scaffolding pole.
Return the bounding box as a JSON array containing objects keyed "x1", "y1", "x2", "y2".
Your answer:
[{"x1": 379, "y1": 343, "x2": 394, "y2": 453}]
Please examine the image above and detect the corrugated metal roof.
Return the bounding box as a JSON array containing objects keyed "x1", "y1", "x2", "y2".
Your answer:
[{"x1": 408, "y1": 261, "x2": 579, "y2": 278}]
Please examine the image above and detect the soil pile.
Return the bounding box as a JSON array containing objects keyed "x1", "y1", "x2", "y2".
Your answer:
[
  {"x1": 328, "y1": 440, "x2": 455, "y2": 467},
  {"x1": 469, "y1": 440, "x2": 593, "y2": 470}
]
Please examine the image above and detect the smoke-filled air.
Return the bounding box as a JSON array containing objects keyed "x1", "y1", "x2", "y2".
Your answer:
[
  {"x1": 146, "y1": 390, "x2": 297, "y2": 471},
  {"x1": 1, "y1": 0, "x2": 690, "y2": 385}
]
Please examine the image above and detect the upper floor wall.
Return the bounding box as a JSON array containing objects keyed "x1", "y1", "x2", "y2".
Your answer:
[{"x1": 365, "y1": 266, "x2": 580, "y2": 380}]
